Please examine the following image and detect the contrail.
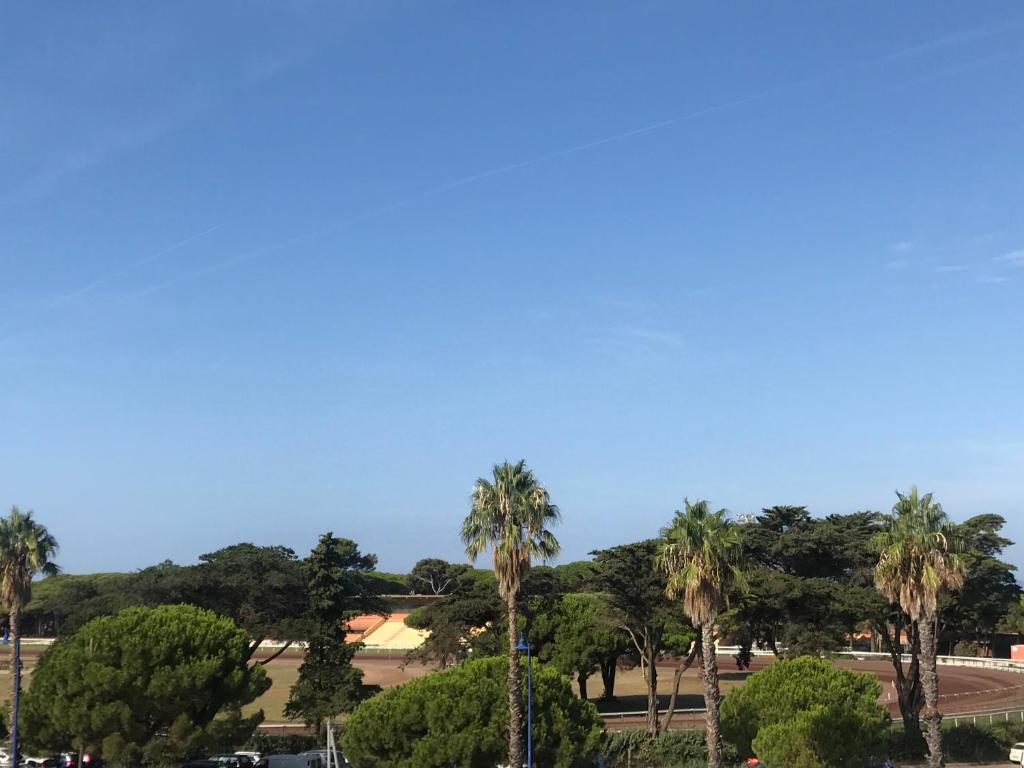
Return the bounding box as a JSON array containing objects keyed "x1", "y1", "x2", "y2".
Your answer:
[
  {"x1": 133, "y1": 23, "x2": 1021, "y2": 296},
  {"x1": 0, "y1": 224, "x2": 218, "y2": 342}
]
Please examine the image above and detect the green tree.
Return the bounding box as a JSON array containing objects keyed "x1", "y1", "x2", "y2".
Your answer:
[
  {"x1": 659, "y1": 500, "x2": 745, "y2": 768},
  {"x1": 21, "y1": 605, "x2": 269, "y2": 767},
  {"x1": 409, "y1": 558, "x2": 469, "y2": 595},
  {"x1": 342, "y1": 656, "x2": 601, "y2": 768},
  {"x1": 191, "y1": 543, "x2": 308, "y2": 663},
  {"x1": 874, "y1": 487, "x2": 966, "y2": 768},
  {"x1": 21, "y1": 572, "x2": 136, "y2": 636},
  {"x1": 460, "y1": 460, "x2": 561, "y2": 768},
  {"x1": 721, "y1": 656, "x2": 888, "y2": 767},
  {"x1": 404, "y1": 568, "x2": 502, "y2": 668},
  {"x1": 591, "y1": 540, "x2": 673, "y2": 733},
  {"x1": 0, "y1": 506, "x2": 59, "y2": 761},
  {"x1": 940, "y1": 515, "x2": 1019, "y2": 655},
  {"x1": 285, "y1": 533, "x2": 384, "y2": 725},
  {"x1": 534, "y1": 593, "x2": 630, "y2": 700}
]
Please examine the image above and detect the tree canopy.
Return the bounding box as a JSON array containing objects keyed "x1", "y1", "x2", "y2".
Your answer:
[
  {"x1": 22, "y1": 604, "x2": 269, "y2": 767},
  {"x1": 342, "y1": 656, "x2": 602, "y2": 768},
  {"x1": 285, "y1": 533, "x2": 384, "y2": 724},
  {"x1": 721, "y1": 656, "x2": 889, "y2": 768}
]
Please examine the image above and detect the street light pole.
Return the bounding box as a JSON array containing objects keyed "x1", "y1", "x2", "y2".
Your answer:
[
  {"x1": 517, "y1": 633, "x2": 532, "y2": 768},
  {"x1": 11, "y1": 635, "x2": 21, "y2": 766}
]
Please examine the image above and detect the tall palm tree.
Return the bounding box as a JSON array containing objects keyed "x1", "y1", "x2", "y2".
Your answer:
[
  {"x1": 461, "y1": 461, "x2": 560, "y2": 768},
  {"x1": 0, "y1": 506, "x2": 59, "y2": 762},
  {"x1": 874, "y1": 487, "x2": 964, "y2": 768},
  {"x1": 658, "y1": 500, "x2": 745, "y2": 768}
]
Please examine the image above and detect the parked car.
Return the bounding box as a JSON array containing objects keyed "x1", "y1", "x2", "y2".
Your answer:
[
  {"x1": 1010, "y1": 741, "x2": 1024, "y2": 764},
  {"x1": 0, "y1": 750, "x2": 11, "y2": 767},
  {"x1": 209, "y1": 756, "x2": 253, "y2": 768},
  {"x1": 23, "y1": 757, "x2": 62, "y2": 768},
  {"x1": 233, "y1": 753, "x2": 261, "y2": 765},
  {"x1": 181, "y1": 760, "x2": 219, "y2": 768},
  {"x1": 264, "y1": 755, "x2": 322, "y2": 768}
]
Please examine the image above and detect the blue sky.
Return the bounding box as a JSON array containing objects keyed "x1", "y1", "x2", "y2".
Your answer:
[{"x1": 2, "y1": 3, "x2": 1022, "y2": 574}]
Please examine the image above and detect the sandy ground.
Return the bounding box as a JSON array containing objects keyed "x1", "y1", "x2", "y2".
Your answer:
[{"x1": 8, "y1": 645, "x2": 1024, "y2": 729}]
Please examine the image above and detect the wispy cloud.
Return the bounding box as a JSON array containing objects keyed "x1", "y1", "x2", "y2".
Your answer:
[
  {"x1": 935, "y1": 265, "x2": 970, "y2": 273},
  {"x1": 885, "y1": 260, "x2": 911, "y2": 269},
  {"x1": 889, "y1": 241, "x2": 915, "y2": 253},
  {"x1": 994, "y1": 250, "x2": 1024, "y2": 266},
  {"x1": 975, "y1": 274, "x2": 1012, "y2": 284},
  {"x1": 601, "y1": 327, "x2": 684, "y2": 347}
]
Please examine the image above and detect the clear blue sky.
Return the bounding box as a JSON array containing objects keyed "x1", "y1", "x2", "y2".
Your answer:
[{"x1": 2, "y1": 3, "x2": 1022, "y2": 574}]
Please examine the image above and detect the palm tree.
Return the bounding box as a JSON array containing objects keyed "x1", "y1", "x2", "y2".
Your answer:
[
  {"x1": 0, "y1": 506, "x2": 59, "y2": 762},
  {"x1": 461, "y1": 461, "x2": 560, "y2": 768},
  {"x1": 874, "y1": 487, "x2": 964, "y2": 768},
  {"x1": 658, "y1": 500, "x2": 745, "y2": 768}
]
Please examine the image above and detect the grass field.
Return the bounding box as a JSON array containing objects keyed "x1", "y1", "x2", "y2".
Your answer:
[
  {"x1": 8, "y1": 644, "x2": 1024, "y2": 728},
  {"x1": 0, "y1": 644, "x2": 736, "y2": 723}
]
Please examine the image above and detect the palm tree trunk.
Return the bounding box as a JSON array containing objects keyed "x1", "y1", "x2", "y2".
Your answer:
[
  {"x1": 9, "y1": 605, "x2": 21, "y2": 763},
  {"x1": 506, "y1": 596, "x2": 524, "y2": 768},
  {"x1": 918, "y1": 617, "x2": 944, "y2": 768},
  {"x1": 700, "y1": 622, "x2": 722, "y2": 768}
]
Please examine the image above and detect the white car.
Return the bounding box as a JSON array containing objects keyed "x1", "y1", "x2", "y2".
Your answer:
[
  {"x1": 0, "y1": 751, "x2": 9, "y2": 767},
  {"x1": 1010, "y1": 742, "x2": 1024, "y2": 764}
]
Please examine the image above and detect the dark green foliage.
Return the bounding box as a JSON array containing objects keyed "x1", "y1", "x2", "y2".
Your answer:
[
  {"x1": 403, "y1": 568, "x2": 502, "y2": 667},
  {"x1": 342, "y1": 656, "x2": 602, "y2": 768},
  {"x1": 591, "y1": 541, "x2": 674, "y2": 729},
  {"x1": 940, "y1": 514, "x2": 1020, "y2": 654},
  {"x1": 363, "y1": 571, "x2": 411, "y2": 595},
  {"x1": 601, "y1": 730, "x2": 737, "y2": 768},
  {"x1": 408, "y1": 558, "x2": 469, "y2": 595},
  {"x1": 244, "y1": 732, "x2": 319, "y2": 755},
  {"x1": 533, "y1": 593, "x2": 631, "y2": 699},
  {"x1": 191, "y1": 544, "x2": 308, "y2": 645},
  {"x1": 940, "y1": 724, "x2": 1004, "y2": 763},
  {"x1": 730, "y1": 510, "x2": 884, "y2": 658},
  {"x1": 552, "y1": 561, "x2": 600, "y2": 593},
  {"x1": 285, "y1": 533, "x2": 384, "y2": 724},
  {"x1": 21, "y1": 605, "x2": 270, "y2": 766},
  {"x1": 721, "y1": 657, "x2": 888, "y2": 766},
  {"x1": 890, "y1": 721, "x2": 1015, "y2": 765},
  {"x1": 20, "y1": 573, "x2": 139, "y2": 635}
]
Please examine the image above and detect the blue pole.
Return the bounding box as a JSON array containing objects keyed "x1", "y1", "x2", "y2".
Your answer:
[
  {"x1": 11, "y1": 635, "x2": 20, "y2": 766},
  {"x1": 526, "y1": 640, "x2": 532, "y2": 768}
]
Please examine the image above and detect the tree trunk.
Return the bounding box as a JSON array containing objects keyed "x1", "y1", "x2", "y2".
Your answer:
[
  {"x1": 700, "y1": 622, "x2": 722, "y2": 768},
  {"x1": 919, "y1": 617, "x2": 944, "y2": 768},
  {"x1": 9, "y1": 605, "x2": 20, "y2": 763},
  {"x1": 645, "y1": 642, "x2": 660, "y2": 735},
  {"x1": 663, "y1": 637, "x2": 700, "y2": 730},
  {"x1": 506, "y1": 597, "x2": 524, "y2": 768},
  {"x1": 577, "y1": 672, "x2": 589, "y2": 700},
  {"x1": 878, "y1": 618, "x2": 923, "y2": 742},
  {"x1": 600, "y1": 656, "x2": 617, "y2": 700}
]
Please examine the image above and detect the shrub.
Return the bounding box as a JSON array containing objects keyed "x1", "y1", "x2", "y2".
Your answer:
[
  {"x1": 244, "y1": 732, "x2": 320, "y2": 755},
  {"x1": 721, "y1": 656, "x2": 888, "y2": 767},
  {"x1": 941, "y1": 724, "x2": 1006, "y2": 763},
  {"x1": 601, "y1": 730, "x2": 737, "y2": 768},
  {"x1": 342, "y1": 656, "x2": 602, "y2": 768}
]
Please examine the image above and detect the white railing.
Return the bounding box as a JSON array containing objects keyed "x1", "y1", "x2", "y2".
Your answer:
[{"x1": 714, "y1": 645, "x2": 1024, "y2": 673}]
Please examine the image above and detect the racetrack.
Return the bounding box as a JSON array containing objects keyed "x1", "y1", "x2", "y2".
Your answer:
[{"x1": 10, "y1": 644, "x2": 1024, "y2": 729}]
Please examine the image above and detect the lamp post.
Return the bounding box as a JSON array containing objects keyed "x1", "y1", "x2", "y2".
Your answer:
[
  {"x1": 3, "y1": 628, "x2": 19, "y2": 767},
  {"x1": 516, "y1": 632, "x2": 532, "y2": 768}
]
